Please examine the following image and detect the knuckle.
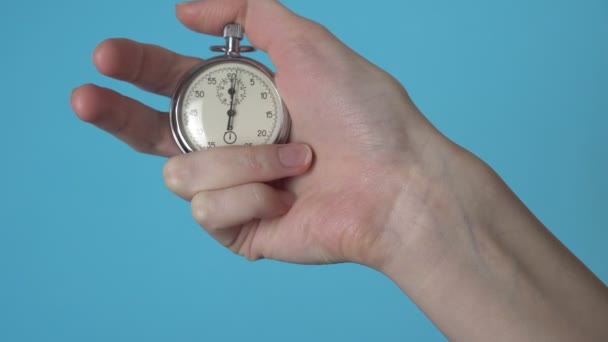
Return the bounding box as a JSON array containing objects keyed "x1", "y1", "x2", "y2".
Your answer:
[
  {"x1": 241, "y1": 147, "x2": 267, "y2": 173},
  {"x1": 191, "y1": 193, "x2": 213, "y2": 228},
  {"x1": 162, "y1": 158, "x2": 187, "y2": 192},
  {"x1": 228, "y1": 221, "x2": 263, "y2": 262},
  {"x1": 292, "y1": 20, "x2": 331, "y2": 46},
  {"x1": 247, "y1": 183, "x2": 265, "y2": 203},
  {"x1": 131, "y1": 142, "x2": 153, "y2": 154},
  {"x1": 242, "y1": 252, "x2": 262, "y2": 262},
  {"x1": 307, "y1": 21, "x2": 331, "y2": 39}
]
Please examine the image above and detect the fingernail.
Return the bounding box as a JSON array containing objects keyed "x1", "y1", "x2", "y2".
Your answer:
[{"x1": 278, "y1": 144, "x2": 312, "y2": 168}]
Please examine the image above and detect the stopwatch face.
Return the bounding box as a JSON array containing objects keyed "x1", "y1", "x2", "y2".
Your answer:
[{"x1": 171, "y1": 59, "x2": 289, "y2": 152}]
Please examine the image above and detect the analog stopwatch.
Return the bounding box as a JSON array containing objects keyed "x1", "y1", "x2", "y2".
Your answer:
[{"x1": 170, "y1": 24, "x2": 291, "y2": 152}]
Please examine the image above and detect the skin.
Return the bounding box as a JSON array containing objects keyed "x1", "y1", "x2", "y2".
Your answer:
[{"x1": 70, "y1": 0, "x2": 608, "y2": 340}]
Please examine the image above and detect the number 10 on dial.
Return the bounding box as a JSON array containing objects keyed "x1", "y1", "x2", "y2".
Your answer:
[{"x1": 170, "y1": 24, "x2": 291, "y2": 152}]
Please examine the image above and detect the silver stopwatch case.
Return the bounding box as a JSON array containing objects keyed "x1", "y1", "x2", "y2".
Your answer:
[{"x1": 170, "y1": 24, "x2": 291, "y2": 153}]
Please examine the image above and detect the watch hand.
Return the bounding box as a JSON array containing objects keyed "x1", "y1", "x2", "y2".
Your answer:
[
  {"x1": 226, "y1": 75, "x2": 237, "y2": 131},
  {"x1": 227, "y1": 108, "x2": 235, "y2": 131}
]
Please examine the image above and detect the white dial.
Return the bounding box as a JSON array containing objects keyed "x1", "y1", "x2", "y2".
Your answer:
[
  {"x1": 170, "y1": 23, "x2": 290, "y2": 153},
  {"x1": 173, "y1": 60, "x2": 286, "y2": 151}
]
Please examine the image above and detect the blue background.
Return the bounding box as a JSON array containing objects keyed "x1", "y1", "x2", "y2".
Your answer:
[{"x1": 1, "y1": 0, "x2": 606, "y2": 341}]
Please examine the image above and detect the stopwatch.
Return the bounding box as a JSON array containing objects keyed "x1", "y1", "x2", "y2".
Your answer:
[{"x1": 170, "y1": 24, "x2": 291, "y2": 152}]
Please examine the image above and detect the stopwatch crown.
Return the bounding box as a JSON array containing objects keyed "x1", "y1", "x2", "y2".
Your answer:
[
  {"x1": 211, "y1": 23, "x2": 255, "y2": 55},
  {"x1": 224, "y1": 24, "x2": 244, "y2": 40}
]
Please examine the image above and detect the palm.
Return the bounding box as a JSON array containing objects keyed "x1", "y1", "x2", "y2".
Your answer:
[{"x1": 237, "y1": 42, "x2": 425, "y2": 265}]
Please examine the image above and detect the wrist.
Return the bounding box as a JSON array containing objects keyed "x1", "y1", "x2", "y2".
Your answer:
[
  {"x1": 374, "y1": 129, "x2": 531, "y2": 291},
  {"x1": 375, "y1": 138, "x2": 608, "y2": 341},
  {"x1": 376, "y1": 139, "x2": 494, "y2": 291},
  {"x1": 374, "y1": 139, "x2": 520, "y2": 339}
]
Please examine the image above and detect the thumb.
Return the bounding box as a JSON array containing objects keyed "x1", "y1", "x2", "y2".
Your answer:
[{"x1": 175, "y1": 0, "x2": 344, "y2": 69}]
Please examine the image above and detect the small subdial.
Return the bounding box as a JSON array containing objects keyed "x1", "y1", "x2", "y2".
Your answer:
[{"x1": 217, "y1": 78, "x2": 247, "y2": 105}]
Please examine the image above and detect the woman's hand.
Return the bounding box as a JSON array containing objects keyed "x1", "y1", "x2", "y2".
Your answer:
[
  {"x1": 71, "y1": 1, "x2": 608, "y2": 340},
  {"x1": 72, "y1": 0, "x2": 451, "y2": 269}
]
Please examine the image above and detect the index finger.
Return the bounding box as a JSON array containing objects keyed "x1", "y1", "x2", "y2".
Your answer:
[{"x1": 93, "y1": 38, "x2": 203, "y2": 97}]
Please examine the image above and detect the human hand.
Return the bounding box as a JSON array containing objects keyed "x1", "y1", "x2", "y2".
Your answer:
[
  {"x1": 165, "y1": 0, "x2": 463, "y2": 268},
  {"x1": 72, "y1": 1, "x2": 608, "y2": 340},
  {"x1": 71, "y1": 0, "x2": 455, "y2": 269}
]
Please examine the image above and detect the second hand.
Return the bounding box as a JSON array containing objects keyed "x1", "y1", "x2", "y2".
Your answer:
[{"x1": 226, "y1": 72, "x2": 237, "y2": 131}]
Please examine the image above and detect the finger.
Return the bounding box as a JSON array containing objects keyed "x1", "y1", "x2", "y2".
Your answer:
[
  {"x1": 93, "y1": 38, "x2": 202, "y2": 97},
  {"x1": 163, "y1": 143, "x2": 312, "y2": 200},
  {"x1": 191, "y1": 183, "x2": 294, "y2": 244},
  {"x1": 175, "y1": 0, "x2": 343, "y2": 70},
  {"x1": 71, "y1": 84, "x2": 181, "y2": 156}
]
